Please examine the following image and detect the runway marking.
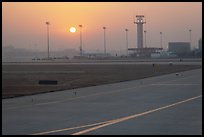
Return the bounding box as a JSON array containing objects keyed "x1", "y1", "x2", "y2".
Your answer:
[
  {"x1": 151, "y1": 83, "x2": 200, "y2": 86},
  {"x1": 28, "y1": 83, "x2": 153, "y2": 107},
  {"x1": 72, "y1": 95, "x2": 202, "y2": 135},
  {"x1": 31, "y1": 120, "x2": 111, "y2": 135},
  {"x1": 3, "y1": 73, "x2": 201, "y2": 110},
  {"x1": 34, "y1": 101, "x2": 60, "y2": 106},
  {"x1": 3, "y1": 84, "x2": 153, "y2": 110},
  {"x1": 22, "y1": 74, "x2": 202, "y2": 107},
  {"x1": 157, "y1": 74, "x2": 199, "y2": 84},
  {"x1": 2, "y1": 71, "x2": 84, "y2": 74},
  {"x1": 30, "y1": 95, "x2": 202, "y2": 135}
]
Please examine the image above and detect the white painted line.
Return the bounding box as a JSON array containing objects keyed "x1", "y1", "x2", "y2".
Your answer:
[
  {"x1": 2, "y1": 71, "x2": 84, "y2": 74},
  {"x1": 72, "y1": 95, "x2": 202, "y2": 135},
  {"x1": 157, "y1": 75, "x2": 198, "y2": 84},
  {"x1": 3, "y1": 84, "x2": 152, "y2": 110},
  {"x1": 151, "y1": 84, "x2": 200, "y2": 86},
  {"x1": 34, "y1": 101, "x2": 60, "y2": 106},
  {"x1": 25, "y1": 74, "x2": 202, "y2": 107},
  {"x1": 35, "y1": 83, "x2": 152, "y2": 105}
]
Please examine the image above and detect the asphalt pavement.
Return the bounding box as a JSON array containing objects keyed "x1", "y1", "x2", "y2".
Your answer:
[{"x1": 2, "y1": 68, "x2": 202, "y2": 135}]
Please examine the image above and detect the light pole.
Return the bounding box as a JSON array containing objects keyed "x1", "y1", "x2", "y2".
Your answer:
[
  {"x1": 103, "y1": 27, "x2": 106, "y2": 54},
  {"x1": 160, "y1": 32, "x2": 163, "y2": 49},
  {"x1": 46, "y1": 21, "x2": 50, "y2": 58},
  {"x1": 78, "y1": 25, "x2": 83, "y2": 56},
  {"x1": 125, "y1": 29, "x2": 129, "y2": 56},
  {"x1": 144, "y1": 30, "x2": 147, "y2": 48},
  {"x1": 189, "y1": 29, "x2": 192, "y2": 48}
]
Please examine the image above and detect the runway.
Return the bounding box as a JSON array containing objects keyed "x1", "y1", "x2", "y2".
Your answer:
[{"x1": 2, "y1": 68, "x2": 202, "y2": 135}]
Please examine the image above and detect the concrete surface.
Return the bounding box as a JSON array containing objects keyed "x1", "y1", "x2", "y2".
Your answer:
[{"x1": 2, "y1": 68, "x2": 202, "y2": 135}]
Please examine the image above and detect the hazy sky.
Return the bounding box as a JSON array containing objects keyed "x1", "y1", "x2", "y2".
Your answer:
[{"x1": 2, "y1": 2, "x2": 202, "y2": 54}]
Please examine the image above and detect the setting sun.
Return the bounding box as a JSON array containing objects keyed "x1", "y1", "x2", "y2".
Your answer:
[{"x1": 69, "y1": 27, "x2": 76, "y2": 33}]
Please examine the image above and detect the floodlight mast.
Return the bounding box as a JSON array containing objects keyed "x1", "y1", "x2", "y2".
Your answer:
[
  {"x1": 144, "y1": 30, "x2": 147, "y2": 48},
  {"x1": 125, "y1": 29, "x2": 129, "y2": 56},
  {"x1": 46, "y1": 21, "x2": 50, "y2": 58},
  {"x1": 103, "y1": 27, "x2": 106, "y2": 54},
  {"x1": 160, "y1": 32, "x2": 163, "y2": 49},
  {"x1": 189, "y1": 29, "x2": 192, "y2": 48},
  {"x1": 79, "y1": 25, "x2": 83, "y2": 56}
]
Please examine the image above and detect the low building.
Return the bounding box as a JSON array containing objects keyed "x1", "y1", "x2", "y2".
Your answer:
[
  {"x1": 168, "y1": 42, "x2": 191, "y2": 56},
  {"x1": 128, "y1": 47, "x2": 163, "y2": 57},
  {"x1": 74, "y1": 52, "x2": 111, "y2": 59}
]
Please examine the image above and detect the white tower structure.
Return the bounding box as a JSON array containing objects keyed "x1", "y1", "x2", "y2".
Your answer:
[{"x1": 134, "y1": 15, "x2": 146, "y2": 48}]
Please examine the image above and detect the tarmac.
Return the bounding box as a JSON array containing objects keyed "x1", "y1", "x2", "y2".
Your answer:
[{"x1": 2, "y1": 68, "x2": 202, "y2": 135}]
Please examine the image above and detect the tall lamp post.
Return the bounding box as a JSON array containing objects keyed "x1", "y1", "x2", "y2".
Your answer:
[
  {"x1": 79, "y1": 25, "x2": 83, "y2": 56},
  {"x1": 125, "y1": 29, "x2": 129, "y2": 56},
  {"x1": 46, "y1": 21, "x2": 50, "y2": 58},
  {"x1": 144, "y1": 30, "x2": 147, "y2": 48},
  {"x1": 103, "y1": 27, "x2": 106, "y2": 54},
  {"x1": 160, "y1": 32, "x2": 163, "y2": 49},
  {"x1": 189, "y1": 29, "x2": 192, "y2": 49}
]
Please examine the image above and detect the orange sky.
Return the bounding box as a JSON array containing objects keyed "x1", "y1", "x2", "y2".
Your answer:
[{"x1": 2, "y1": 2, "x2": 202, "y2": 54}]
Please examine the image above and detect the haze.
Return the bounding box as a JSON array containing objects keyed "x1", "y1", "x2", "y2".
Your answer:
[{"x1": 2, "y1": 2, "x2": 202, "y2": 54}]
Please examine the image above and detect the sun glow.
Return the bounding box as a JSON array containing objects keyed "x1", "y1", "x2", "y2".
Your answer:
[{"x1": 69, "y1": 27, "x2": 76, "y2": 33}]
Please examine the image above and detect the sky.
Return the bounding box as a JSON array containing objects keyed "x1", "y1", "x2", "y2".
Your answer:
[{"x1": 2, "y1": 2, "x2": 202, "y2": 54}]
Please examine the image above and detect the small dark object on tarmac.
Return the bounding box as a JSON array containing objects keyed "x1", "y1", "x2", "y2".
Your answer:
[
  {"x1": 169, "y1": 62, "x2": 173, "y2": 66},
  {"x1": 39, "y1": 80, "x2": 58, "y2": 85},
  {"x1": 74, "y1": 91, "x2": 77, "y2": 95},
  {"x1": 152, "y1": 63, "x2": 155, "y2": 67},
  {"x1": 176, "y1": 73, "x2": 179, "y2": 76}
]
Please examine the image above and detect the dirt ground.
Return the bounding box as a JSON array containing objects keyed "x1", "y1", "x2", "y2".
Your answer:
[{"x1": 2, "y1": 63, "x2": 201, "y2": 98}]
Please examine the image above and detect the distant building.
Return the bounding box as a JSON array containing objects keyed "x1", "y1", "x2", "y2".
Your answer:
[
  {"x1": 198, "y1": 38, "x2": 202, "y2": 52},
  {"x1": 73, "y1": 52, "x2": 111, "y2": 59},
  {"x1": 168, "y1": 42, "x2": 191, "y2": 56},
  {"x1": 128, "y1": 47, "x2": 163, "y2": 57}
]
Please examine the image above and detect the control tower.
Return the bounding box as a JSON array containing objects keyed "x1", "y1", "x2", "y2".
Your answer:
[
  {"x1": 129, "y1": 15, "x2": 162, "y2": 57},
  {"x1": 134, "y1": 15, "x2": 146, "y2": 48}
]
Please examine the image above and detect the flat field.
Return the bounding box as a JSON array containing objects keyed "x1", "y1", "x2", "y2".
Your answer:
[{"x1": 2, "y1": 63, "x2": 201, "y2": 98}]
